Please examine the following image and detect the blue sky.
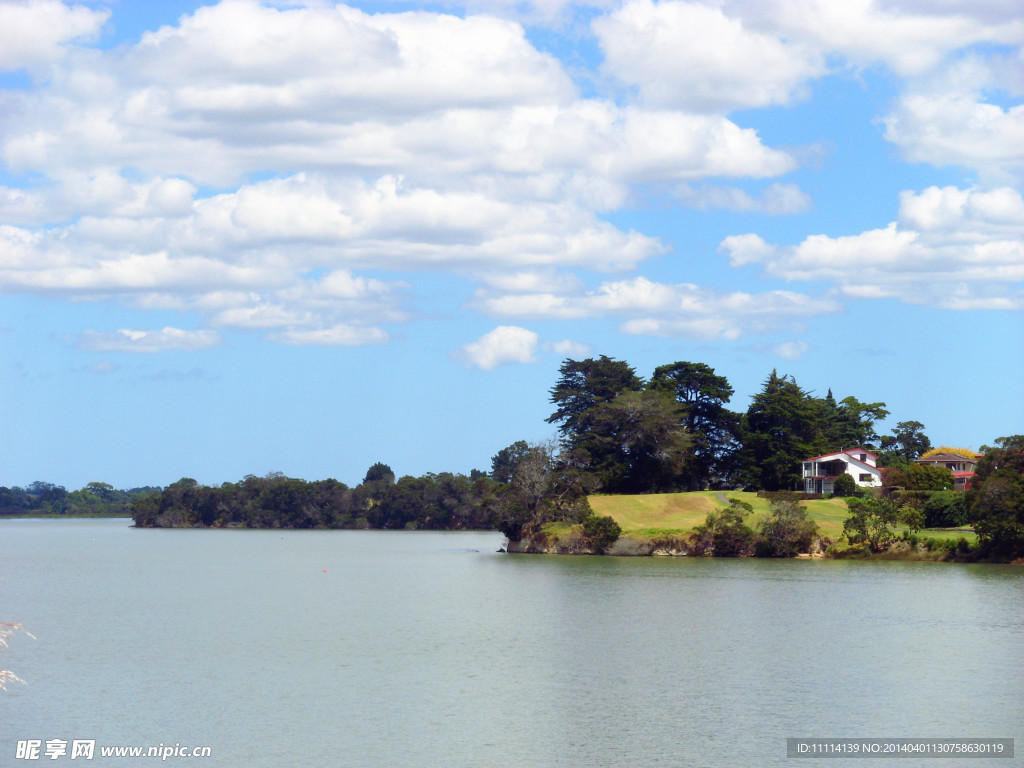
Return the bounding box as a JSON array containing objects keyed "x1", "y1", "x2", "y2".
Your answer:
[{"x1": 1, "y1": 0, "x2": 1022, "y2": 490}]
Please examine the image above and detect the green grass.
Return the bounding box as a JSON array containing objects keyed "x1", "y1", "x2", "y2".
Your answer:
[{"x1": 588, "y1": 491, "x2": 977, "y2": 544}]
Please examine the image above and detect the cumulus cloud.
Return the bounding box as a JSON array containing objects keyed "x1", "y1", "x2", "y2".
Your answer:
[
  {"x1": 77, "y1": 327, "x2": 222, "y2": 353},
  {"x1": 0, "y1": 0, "x2": 108, "y2": 71},
  {"x1": 455, "y1": 325, "x2": 540, "y2": 369},
  {"x1": 594, "y1": 0, "x2": 824, "y2": 112},
  {"x1": 879, "y1": 59, "x2": 1024, "y2": 180},
  {"x1": 722, "y1": 186, "x2": 1024, "y2": 308},
  {"x1": 721, "y1": 0, "x2": 1023, "y2": 77}
]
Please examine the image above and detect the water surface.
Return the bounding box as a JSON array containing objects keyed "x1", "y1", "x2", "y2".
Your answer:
[{"x1": 1, "y1": 519, "x2": 1021, "y2": 766}]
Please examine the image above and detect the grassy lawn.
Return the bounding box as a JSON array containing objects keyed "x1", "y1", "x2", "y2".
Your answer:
[{"x1": 588, "y1": 491, "x2": 976, "y2": 544}]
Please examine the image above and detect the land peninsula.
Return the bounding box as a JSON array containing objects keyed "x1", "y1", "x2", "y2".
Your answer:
[{"x1": 9, "y1": 355, "x2": 1020, "y2": 562}]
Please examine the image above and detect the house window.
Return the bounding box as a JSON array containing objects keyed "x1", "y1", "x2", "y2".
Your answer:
[
  {"x1": 803, "y1": 462, "x2": 812, "y2": 474},
  {"x1": 859, "y1": 453, "x2": 867, "y2": 462},
  {"x1": 859, "y1": 474, "x2": 871, "y2": 482}
]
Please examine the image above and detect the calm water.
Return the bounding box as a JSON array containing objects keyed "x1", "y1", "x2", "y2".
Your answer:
[{"x1": 1, "y1": 519, "x2": 1021, "y2": 767}]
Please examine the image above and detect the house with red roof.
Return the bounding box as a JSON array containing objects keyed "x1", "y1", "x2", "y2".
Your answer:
[
  {"x1": 915, "y1": 452, "x2": 979, "y2": 492},
  {"x1": 801, "y1": 447, "x2": 883, "y2": 495}
]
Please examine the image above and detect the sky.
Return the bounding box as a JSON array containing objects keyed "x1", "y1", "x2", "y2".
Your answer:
[{"x1": 0, "y1": 0, "x2": 1022, "y2": 490}]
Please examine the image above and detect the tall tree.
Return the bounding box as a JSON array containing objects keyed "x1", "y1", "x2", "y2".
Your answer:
[
  {"x1": 546, "y1": 356, "x2": 643, "y2": 491},
  {"x1": 969, "y1": 435, "x2": 1024, "y2": 560},
  {"x1": 878, "y1": 420, "x2": 931, "y2": 466},
  {"x1": 547, "y1": 356, "x2": 643, "y2": 438},
  {"x1": 739, "y1": 370, "x2": 822, "y2": 491},
  {"x1": 650, "y1": 361, "x2": 739, "y2": 490},
  {"x1": 822, "y1": 395, "x2": 889, "y2": 450},
  {"x1": 582, "y1": 389, "x2": 689, "y2": 493}
]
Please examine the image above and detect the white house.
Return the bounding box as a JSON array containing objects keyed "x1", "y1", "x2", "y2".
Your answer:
[{"x1": 801, "y1": 448, "x2": 883, "y2": 495}]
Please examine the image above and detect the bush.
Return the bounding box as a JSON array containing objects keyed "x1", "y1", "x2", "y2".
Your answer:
[
  {"x1": 831, "y1": 474, "x2": 857, "y2": 498},
  {"x1": 923, "y1": 491, "x2": 968, "y2": 528},
  {"x1": 755, "y1": 499, "x2": 819, "y2": 557},
  {"x1": 581, "y1": 514, "x2": 622, "y2": 553},
  {"x1": 693, "y1": 499, "x2": 755, "y2": 556}
]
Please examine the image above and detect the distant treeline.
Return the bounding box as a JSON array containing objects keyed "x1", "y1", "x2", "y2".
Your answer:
[
  {"x1": 130, "y1": 466, "x2": 516, "y2": 530},
  {"x1": 0, "y1": 482, "x2": 160, "y2": 517}
]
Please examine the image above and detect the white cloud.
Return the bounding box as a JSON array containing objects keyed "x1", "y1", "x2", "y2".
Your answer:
[
  {"x1": 773, "y1": 340, "x2": 809, "y2": 360},
  {"x1": 881, "y1": 90, "x2": 1024, "y2": 181},
  {"x1": 594, "y1": 0, "x2": 824, "y2": 112},
  {"x1": 723, "y1": 0, "x2": 1024, "y2": 77},
  {"x1": 475, "y1": 276, "x2": 840, "y2": 339},
  {"x1": 543, "y1": 339, "x2": 593, "y2": 357},
  {"x1": 718, "y1": 233, "x2": 779, "y2": 267},
  {"x1": 726, "y1": 186, "x2": 1024, "y2": 308},
  {"x1": 267, "y1": 325, "x2": 388, "y2": 346},
  {"x1": 675, "y1": 182, "x2": 812, "y2": 214},
  {"x1": 77, "y1": 327, "x2": 222, "y2": 353},
  {"x1": 456, "y1": 325, "x2": 540, "y2": 369},
  {"x1": 0, "y1": 0, "x2": 108, "y2": 71}
]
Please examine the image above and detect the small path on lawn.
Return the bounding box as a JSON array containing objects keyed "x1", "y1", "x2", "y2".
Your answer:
[{"x1": 716, "y1": 492, "x2": 730, "y2": 504}]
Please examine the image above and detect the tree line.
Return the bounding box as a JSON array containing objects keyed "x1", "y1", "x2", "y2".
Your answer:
[{"x1": 0, "y1": 482, "x2": 158, "y2": 517}]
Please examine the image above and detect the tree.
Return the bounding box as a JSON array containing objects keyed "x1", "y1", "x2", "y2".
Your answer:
[
  {"x1": 546, "y1": 356, "x2": 643, "y2": 438},
  {"x1": 363, "y1": 463, "x2": 396, "y2": 485},
  {"x1": 756, "y1": 499, "x2": 819, "y2": 557},
  {"x1": 878, "y1": 421, "x2": 931, "y2": 465},
  {"x1": 581, "y1": 514, "x2": 622, "y2": 553},
  {"x1": 843, "y1": 496, "x2": 919, "y2": 552},
  {"x1": 832, "y1": 473, "x2": 857, "y2": 498},
  {"x1": 883, "y1": 463, "x2": 954, "y2": 491},
  {"x1": 649, "y1": 361, "x2": 740, "y2": 490},
  {"x1": 490, "y1": 440, "x2": 535, "y2": 484},
  {"x1": 923, "y1": 491, "x2": 968, "y2": 528},
  {"x1": 582, "y1": 389, "x2": 690, "y2": 493},
  {"x1": 823, "y1": 395, "x2": 889, "y2": 450},
  {"x1": 739, "y1": 371, "x2": 822, "y2": 491},
  {"x1": 968, "y1": 435, "x2": 1024, "y2": 560},
  {"x1": 693, "y1": 498, "x2": 755, "y2": 556}
]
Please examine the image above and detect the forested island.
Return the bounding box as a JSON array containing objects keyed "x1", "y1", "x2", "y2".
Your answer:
[{"x1": 7, "y1": 357, "x2": 1023, "y2": 561}]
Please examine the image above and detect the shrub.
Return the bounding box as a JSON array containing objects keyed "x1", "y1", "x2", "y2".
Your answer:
[
  {"x1": 923, "y1": 491, "x2": 968, "y2": 528},
  {"x1": 832, "y1": 473, "x2": 857, "y2": 498},
  {"x1": 693, "y1": 499, "x2": 755, "y2": 556},
  {"x1": 581, "y1": 514, "x2": 622, "y2": 553},
  {"x1": 755, "y1": 499, "x2": 820, "y2": 557}
]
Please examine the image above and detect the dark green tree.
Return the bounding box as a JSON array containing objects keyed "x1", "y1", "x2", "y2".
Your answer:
[
  {"x1": 547, "y1": 356, "x2": 643, "y2": 437},
  {"x1": 832, "y1": 473, "x2": 858, "y2": 498},
  {"x1": 821, "y1": 395, "x2": 889, "y2": 450},
  {"x1": 969, "y1": 435, "x2": 1024, "y2": 560},
  {"x1": 490, "y1": 440, "x2": 536, "y2": 484},
  {"x1": 878, "y1": 421, "x2": 931, "y2": 466},
  {"x1": 649, "y1": 361, "x2": 740, "y2": 490},
  {"x1": 582, "y1": 389, "x2": 689, "y2": 493},
  {"x1": 883, "y1": 463, "x2": 954, "y2": 491},
  {"x1": 755, "y1": 499, "x2": 819, "y2": 557},
  {"x1": 581, "y1": 514, "x2": 622, "y2": 553},
  {"x1": 693, "y1": 498, "x2": 755, "y2": 556},
  {"x1": 739, "y1": 371, "x2": 822, "y2": 491}
]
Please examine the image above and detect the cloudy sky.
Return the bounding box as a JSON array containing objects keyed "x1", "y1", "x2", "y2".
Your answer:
[{"x1": 1, "y1": 0, "x2": 1021, "y2": 489}]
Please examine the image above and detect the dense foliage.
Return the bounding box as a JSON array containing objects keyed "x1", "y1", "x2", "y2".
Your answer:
[
  {"x1": 131, "y1": 471, "x2": 503, "y2": 530},
  {"x1": 968, "y1": 435, "x2": 1024, "y2": 560},
  {"x1": 0, "y1": 482, "x2": 158, "y2": 517}
]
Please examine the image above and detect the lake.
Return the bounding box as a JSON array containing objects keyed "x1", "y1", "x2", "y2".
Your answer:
[{"x1": 1, "y1": 519, "x2": 1021, "y2": 766}]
